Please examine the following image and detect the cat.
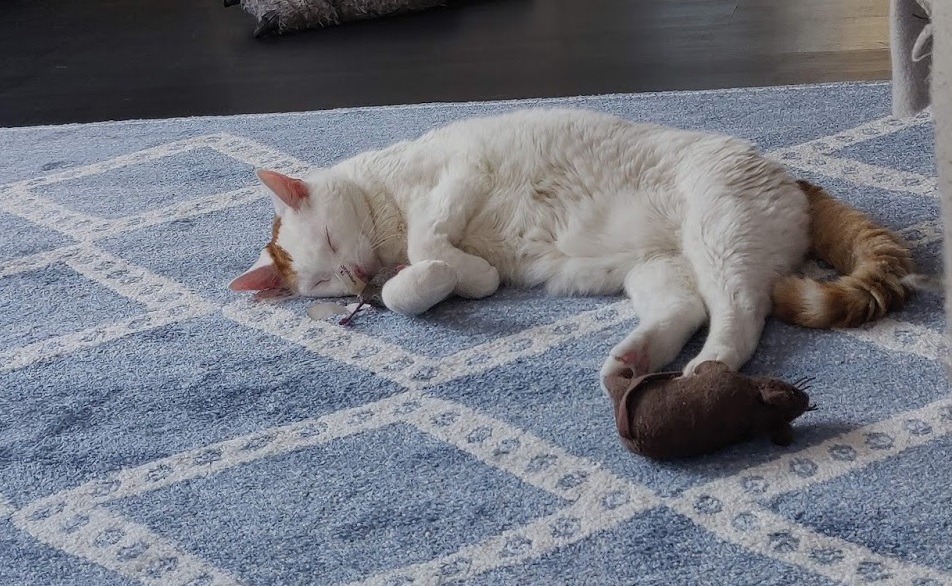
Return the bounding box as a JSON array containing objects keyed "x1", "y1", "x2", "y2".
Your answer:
[{"x1": 228, "y1": 107, "x2": 915, "y2": 386}]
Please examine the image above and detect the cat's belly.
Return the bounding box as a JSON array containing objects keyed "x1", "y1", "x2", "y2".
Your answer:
[{"x1": 459, "y1": 187, "x2": 675, "y2": 294}]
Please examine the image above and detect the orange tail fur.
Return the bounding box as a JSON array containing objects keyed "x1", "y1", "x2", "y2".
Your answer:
[{"x1": 770, "y1": 180, "x2": 915, "y2": 328}]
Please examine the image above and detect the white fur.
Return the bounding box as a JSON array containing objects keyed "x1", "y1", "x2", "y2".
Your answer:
[
  {"x1": 234, "y1": 108, "x2": 811, "y2": 385},
  {"x1": 381, "y1": 260, "x2": 459, "y2": 315}
]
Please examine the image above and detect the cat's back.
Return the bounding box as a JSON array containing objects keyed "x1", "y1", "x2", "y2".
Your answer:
[{"x1": 417, "y1": 107, "x2": 660, "y2": 153}]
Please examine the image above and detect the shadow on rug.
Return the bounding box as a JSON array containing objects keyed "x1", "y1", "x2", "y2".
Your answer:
[{"x1": 0, "y1": 82, "x2": 949, "y2": 585}]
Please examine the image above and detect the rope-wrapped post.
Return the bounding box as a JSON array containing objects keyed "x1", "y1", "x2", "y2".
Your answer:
[
  {"x1": 891, "y1": 0, "x2": 933, "y2": 117},
  {"x1": 933, "y1": 1, "x2": 952, "y2": 377}
]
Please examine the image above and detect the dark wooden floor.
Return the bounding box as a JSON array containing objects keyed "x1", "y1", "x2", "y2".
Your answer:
[{"x1": 0, "y1": 0, "x2": 890, "y2": 128}]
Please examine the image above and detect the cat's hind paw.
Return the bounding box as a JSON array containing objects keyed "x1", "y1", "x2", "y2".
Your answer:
[
  {"x1": 598, "y1": 347, "x2": 651, "y2": 397},
  {"x1": 454, "y1": 258, "x2": 500, "y2": 299}
]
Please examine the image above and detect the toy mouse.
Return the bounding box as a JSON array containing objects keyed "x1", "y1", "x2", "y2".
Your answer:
[{"x1": 602, "y1": 361, "x2": 816, "y2": 460}]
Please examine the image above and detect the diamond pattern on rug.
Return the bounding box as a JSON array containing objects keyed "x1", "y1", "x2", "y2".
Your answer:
[
  {"x1": 97, "y1": 200, "x2": 274, "y2": 304},
  {"x1": 770, "y1": 434, "x2": 952, "y2": 574},
  {"x1": 0, "y1": 211, "x2": 74, "y2": 262},
  {"x1": 465, "y1": 507, "x2": 838, "y2": 586},
  {"x1": 832, "y1": 121, "x2": 936, "y2": 176},
  {"x1": 0, "y1": 263, "x2": 146, "y2": 353},
  {"x1": 32, "y1": 147, "x2": 256, "y2": 219},
  {"x1": 109, "y1": 423, "x2": 564, "y2": 585},
  {"x1": 0, "y1": 82, "x2": 949, "y2": 586}
]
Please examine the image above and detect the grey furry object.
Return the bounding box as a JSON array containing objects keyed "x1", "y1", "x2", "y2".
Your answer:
[
  {"x1": 227, "y1": 0, "x2": 446, "y2": 38},
  {"x1": 933, "y1": 1, "x2": 952, "y2": 376},
  {"x1": 890, "y1": 0, "x2": 933, "y2": 116}
]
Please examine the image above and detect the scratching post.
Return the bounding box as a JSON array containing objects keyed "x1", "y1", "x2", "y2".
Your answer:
[
  {"x1": 933, "y1": 1, "x2": 952, "y2": 373},
  {"x1": 890, "y1": 0, "x2": 950, "y2": 374},
  {"x1": 890, "y1": 0, "x2": 932, "y2": 117}
]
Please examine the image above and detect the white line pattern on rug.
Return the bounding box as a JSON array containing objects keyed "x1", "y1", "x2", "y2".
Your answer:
[
  {"x1": 1, "y1": 105, "x2": 949, "y2": 585},
  {"x1": 350, "y1": 397, "x2": 659, "y2": 585},
  {"x1": 0, "y1": 245, "x2": 84, "y2": 277},
  {"x1": 223, "y1": 299, "x2": 634, "y2": 392},
  {"x1": 0, "y1": 306, "x2": 212, "y2": 374},
  {"x1": 205, "y1": 133, "x2": 315, "y2": 176},
  {"x1": 99, "y1": 186, "x2": 265, "y2": 238},
  {"x1": 64, "y1": 247, "x2": 214, "y2": 313},
  {"x1": 0, "y1": 186, "x2": 114, "y2": 241},
  {"x1": 778, "y1": 109, "x2": 930, "y2": 152},
  {"x1": 10, "y1": 388, "x2": 660, "y2": 586},
  {"x1": 671, "y1": 399, "x2": 952, "y2": 586},
  {"x1": 346, "y1": 499, "x2": 650, "y2": 586},
  {"x1": 901, "y1": 217, "x2": 943, "y2": 246},
  {"x1": 768, "y1": 110, "x2": 937, "y2": 197},
  {"x1": 774, "y1": 152, "x2": 937, "y2": 197},
  {"x1": 0, "y1": 133, "x2": 313, "y2": 248},
  {"x1": 1, "y1": 138, "x2": 210, "y2": 191},
  {"x1": 693, "y1": 397, "x2": 952, "y2": 503},
  {"x1": 10, "y1": 505, "x2": 244, "y2": 586},
  {"x1": 1, "y1": 246, "x2": 217, "y2": 373},
  {"x1": 843, "y1": 319, "x2": 947, "y2": 362},
  {"x1": 670, "y1": 494, "x2": 952, "y2": 586}
]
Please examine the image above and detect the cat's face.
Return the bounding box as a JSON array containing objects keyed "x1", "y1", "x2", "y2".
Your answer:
[{"x1": 229, "y1": 169, "x2": 380, "y2": 297}]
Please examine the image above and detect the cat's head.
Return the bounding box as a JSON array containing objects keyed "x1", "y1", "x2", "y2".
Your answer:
[{"x1": 228, "y1": 169, "x2": 379, "y2": 297}]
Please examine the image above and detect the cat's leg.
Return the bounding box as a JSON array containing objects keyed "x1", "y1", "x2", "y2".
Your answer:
[
  {"x1": 408, "y1": 234, "x2": 500, "y2": 299},
  {"x1": 599, "y1": 256, "x2": 707, "y2": 393},
  {"x1": 680, "y1": 217, "x2": 774, "y2": 377},
  {"x1": 407, "y1": 168, "x2": 500, "y2": 299},
  {"x1": 381, "y1": 260, "x2": 459, "y2": 316},
  {"x1": 681, "y1": 289, "x2": 768, "y2": 377}
]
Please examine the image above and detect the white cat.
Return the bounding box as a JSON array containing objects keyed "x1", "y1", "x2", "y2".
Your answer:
[{"x1": 229, "y1": 107, "x2": 914, "y2": 386}]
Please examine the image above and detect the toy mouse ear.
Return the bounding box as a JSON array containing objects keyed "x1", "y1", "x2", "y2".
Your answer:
[{"x1": 759, "y1": 385, "x2": 794, "y2": 408}]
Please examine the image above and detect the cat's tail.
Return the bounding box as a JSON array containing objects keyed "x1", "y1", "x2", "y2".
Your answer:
[{"x1": 770, "y1": 180, "x2": 917, "y2": 328}]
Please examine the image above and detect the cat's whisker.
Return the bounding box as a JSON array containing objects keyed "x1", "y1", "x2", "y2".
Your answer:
[
  {"x1": 369, "y1": 232, "x2": 400, "y2": 252},
  {"x1": 358, "y1": 211, "x2": 374, "y2": 236}
]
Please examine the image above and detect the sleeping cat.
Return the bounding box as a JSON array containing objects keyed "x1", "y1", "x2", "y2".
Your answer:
[{"x1": 228, "y1": 107, "x2": 914, "y2": 384}]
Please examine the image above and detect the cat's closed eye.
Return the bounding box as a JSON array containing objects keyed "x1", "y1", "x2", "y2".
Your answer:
[
  {"x1": 312, "y1": 278, "x2": 329, "y2": 288},
  {"x1": 324, "y1": 227, "x2": 337, "y2": 254}
]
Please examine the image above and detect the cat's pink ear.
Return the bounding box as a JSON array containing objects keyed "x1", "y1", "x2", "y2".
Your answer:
[
  {"x1": 256, "y1": 169, "x2": 309, "y2": 213},
  {"x1": 229, "y1": 250, "x2": 284, "y2": 291}
]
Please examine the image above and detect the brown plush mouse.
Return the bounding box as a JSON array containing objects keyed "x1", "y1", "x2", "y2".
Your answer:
[{"x1": 602, "y1": 361, "x2": 816, "y2": 460}]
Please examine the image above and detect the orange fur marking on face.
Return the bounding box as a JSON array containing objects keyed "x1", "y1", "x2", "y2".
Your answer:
[
  {"x1": 770, "y1": 180, "x2": 914, "y2": 329},
  {"x1": 265, "y1": 216, "x2": 297, "y2": 288}
]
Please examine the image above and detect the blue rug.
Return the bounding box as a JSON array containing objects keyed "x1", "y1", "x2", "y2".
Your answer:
[{"x1": 0, "y1": 82, "x2": 949, "y2": 586}]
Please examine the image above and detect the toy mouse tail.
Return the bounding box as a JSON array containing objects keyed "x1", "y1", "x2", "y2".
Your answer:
[{"x1": 771, "y1": 180, "x2": 918, "y2": 329}]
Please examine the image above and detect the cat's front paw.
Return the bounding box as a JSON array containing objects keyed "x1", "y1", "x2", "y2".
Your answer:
[
  {"x1": 381, "y1": 260, "x2": 458, "y2": 316},
  {"x1": 455, "y1": 258, "x2": 500, "y2": 299}
]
